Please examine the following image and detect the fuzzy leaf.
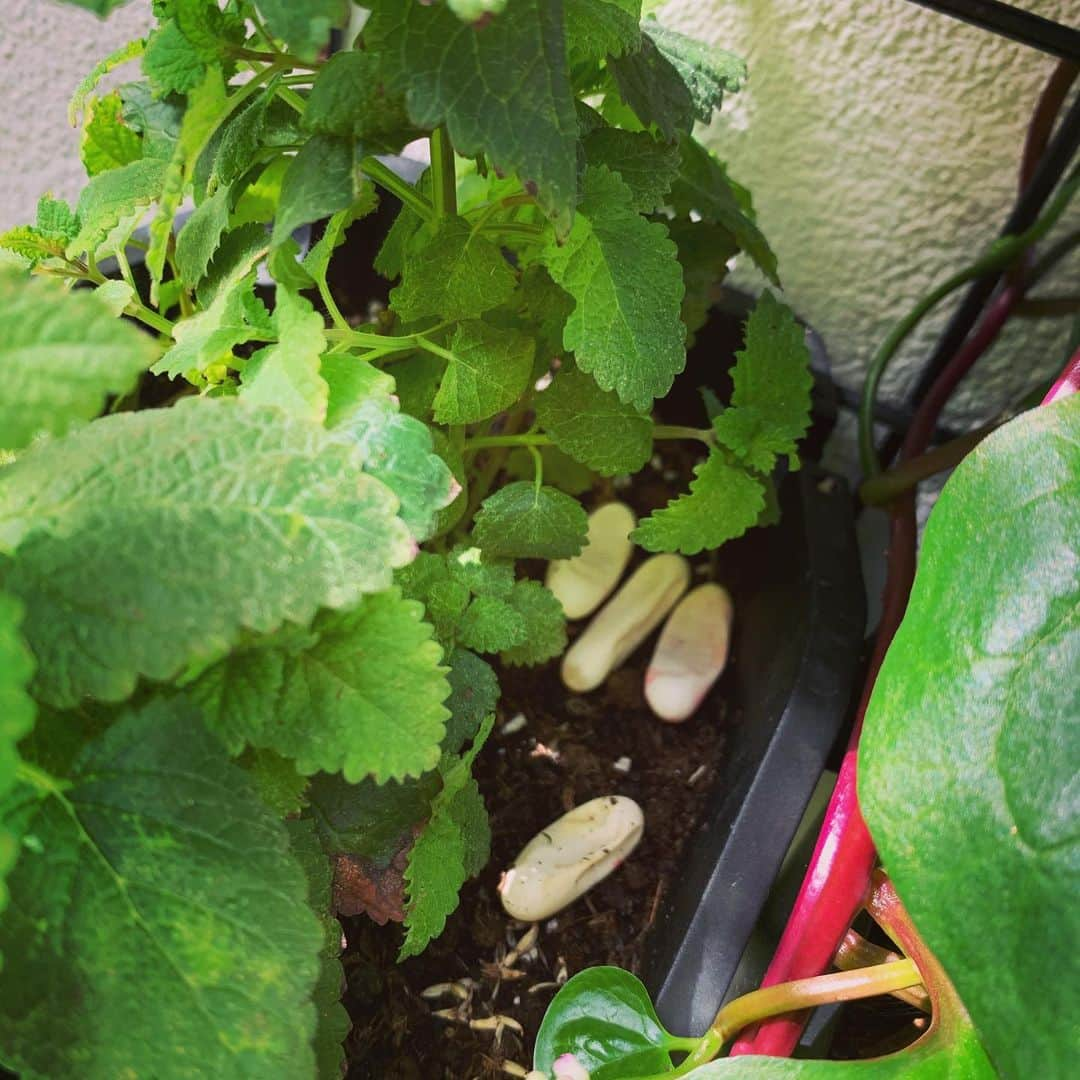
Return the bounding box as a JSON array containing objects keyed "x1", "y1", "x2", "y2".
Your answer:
[
  {"x1": 190, "y1": 590, "x2": 449, "y2": 784},
  {"x1": 473, "y1": 482, "x2": 588, "y2": 560},
  {"x1": 0, "y1": 398, "x2": 414, "y2": 706},
  {"x1": 255, "y1": 0, "x2": 348, "y2": 62},
  {"x1": 0, "y1": 697, "x2": 323, "y2": 1079},
  {"x1": 457, "y1": 595, "x2": 528, "y2": 653},
  {"x1": 273, "y1": 134, "x2": 361, "y2": 246},
  {"x1": 367, "y1": 0, "x2": 578, "y2": 235},
  {"x1": 500, "y1": 580, "x2": 567, "y2": 666},
  {"x1": 68, "y1": 158, "x2": 169, "y2": 258},
  {"x1": 536, "y1": 367, "x2": 653, "y2": 476},
  {"x1": 175, "y1": 184, "x2": 231, "y2": 286},
  {"x1": 0, "y1": 272, "x2": 157, "y2": 451},
  {"x1": 81, "y1": 90, "x2": 143, "y2": 176},
  {"x1": 541, "y1": 165, "x2": 685, "y2": 412},
  {"x1": 391, "y1": 216, "x2": 517, "y2": 324},
  {"x1": 565, "y1": 0, "x2": 642, "y2": 68},
  {"x1": 143, "y1": 19, "x2": 206, "y2": 95},
  {"x1": 444, "y1": 648, "x2": 499, "y2": 755},
  {"x1": 432, "y1": 320, "x2": 535, "y2": 425},
  {"x1": 69, "y1": 39, "x2": 145, "y2": 125},
  {"x1": 632, "y1": 448, "x2": 765, "y2": 556},
  {"x1": 241, "y1": 287, "x2": 329, "y2": 422},
  {"x1": 582, "y1": 127, "x2": 681, "y2": 212}
]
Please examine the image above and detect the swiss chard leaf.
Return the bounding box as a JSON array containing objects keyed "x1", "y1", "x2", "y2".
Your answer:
[
  {"x1": 0, "y1": 697, "x2": 323, "y2": 1080},
  {"x1": 0, "y1": 398, "x2": 414, "y2": 706},
  {"x1": 861, "y1": 395, "x2": 1080, "y2": 1079},
  {"x1": 0, "y1": 271, "x2": 157, "y2": 451}
]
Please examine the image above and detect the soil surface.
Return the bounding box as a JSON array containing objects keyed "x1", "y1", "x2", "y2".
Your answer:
[{"x1": 342, "y1": 444, "x2": 731, "y2": 1079}]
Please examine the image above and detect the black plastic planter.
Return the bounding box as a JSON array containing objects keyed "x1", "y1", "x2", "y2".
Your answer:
[{"x1": 643, "y1": 297, "x2": 867, "y2": 1039}]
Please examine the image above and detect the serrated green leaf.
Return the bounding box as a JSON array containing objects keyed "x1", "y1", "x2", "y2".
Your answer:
[
  {"x1": 196, "y1": 220, "x2": 269, "y2": 306},
  {"x1": 668, "y1": 218, "x2": 739, "y2": 341},
  {"x1": 119, "y1": 80, "x2": 186, "y2": 160},
  {"x1": 565, "y1": 0, "x2": 642, "y2": 69},
  {"x1": 507, "y1": 444, "x2": 597, "y2": 495},
  {"x1": 582, "y1": 127, "x2": 681, "y2": 212},
  {"x1": 68, "y1": 157, "x2": 169, "y2": 258},
  {"x1": 328, "y1": 384, "x2": 456, "y2": 543},
  {"x1": 473, "y1": 481, "x2": 588, "y2": 560},
  {"x1": 143, "y1": 19, "x2": 207, "y2": 95},
  {"x1": 175, "y1": 183, "x2": 231, "y2": 286},
  {"x1": 536, "y1": 367, "x2": 653, "y2": 476},
  {"x1": 241, "y1": 286, "x2": 329, "y2": 421},
  {"x1": 632, "y1": 447, "x2": 765, "y2": 555},
  {"x1": 0, "y1": 398, "x2": 414, "y2": 706},
  {"x1": 69, "y1": 39, "x2": 144, "y2": 125},
  {"x1": 0, "y1": 271, "x2": 157, "y2": 451},
  {"x1": 0, "y1": 697, "x2": 323, "y2": 1079},
  {"x1": 147, "y1": 65, "x2": 227, "y2": 298},
  {"x1": 444, "y1": 648, "x2": 499, "y2": 755},
  {"x1": 861, "y1": 397, "x2": 1080, "y2": 1080},
  {"x1": 191, "y1": 588, "x2": 448, "y2": 784},
  {"x1": 210, "y1": 91, "x2": 272, "y2": 188},
  {"x1": 432, "y1": 320, "x2": 534, "y2": 425},
  {"x1": 611, "y1": 21, "x2": 745, "y2": 139},
  {"x1": 92, "y1": 278, "x2": 137, "y2": 317},
  {"x1": 671, "y1": 136, "x2": 778, "y2": 286},
  {"x1": 35, "y1": 195, "x2": 79, "y2": 244},
  {"x1": 711, "y1": 293, "x2": 812, "y2": 471},
  {"x1": 273, "y1": 134, "x2": 362, "y2": 246},
  {"x1": 389, "y1": 351, "x2": 443, "y2": 418},
  {"x1": 367, "y1": 0, "x2": 578, "y2": 235},
  {"x1": 81, "y1": 90, "x2": 143, "y2": 176},
  {"x1": 542, "y1": 165, "x2": 685, "y2": 411},
  {"x1": 391, "y1": 216, "x2": 517, "y2": 324},
  {"x1": 458, "y1": 594, "x2": 528, "y2": 652},
  {"x1": 448, "y1": 546, "x2": 516, "y2": 598},
  {"x1": 500, "y1": 580, "x2": 567, "y2": 666},
  {"x1": 238, "y1": 747, "x2": 310, "y2": 817},
  {"x1": 374, "y1": 175, "x2": 430, "y2": 281},
  {"x1": 255, "y1": 0, "x2": 348, "y2": 62},
  {"x1": 322, "y1": 354, "x2": 395, "y2": 427}
]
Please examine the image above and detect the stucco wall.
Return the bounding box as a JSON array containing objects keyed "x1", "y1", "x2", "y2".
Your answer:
[{"x1": 2, "y1": 0, "x2": 1076, "y2": 421}]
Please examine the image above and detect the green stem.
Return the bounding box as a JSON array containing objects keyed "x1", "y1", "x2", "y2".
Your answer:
[
  {"x1": 80, "y1": 265, "x2": 176, "y2": 338},
  {"x1": 476, "y1": 221, "x2": 545, "y2": 242},
  {"x1": 430, "y1": 125, "x2": 457, "y2": 218},
  {"x1": 317, "y1": 279, "x2": 350, "y2": 332},
  {"x1": 359, "y1": 156, "x2": 435, "y2": 222},
  {"x1": 416, "y1": 335, "x2": 457, "y2": 364},
  {"x1": 462, "y1": 423, "x2": 711, "y2": 454},
  {"x1": 16, "y1": 761, "x2": 70, "y2": 797},
  {"x1": 666, "y1": 959, "x2": 922, "y2": 1076},
  {"x1": 858, "y1": 166, "x2": 1080, "y2": 477},
  {"x1": 528, "y1": 443, "x2": 543, "y2": 495},
  {"x1": 227, "y1": 46, "x2": 320, "y2": 71},
  {"x1": 274, "y1": 85, "x2": 308, "y2": 116}
]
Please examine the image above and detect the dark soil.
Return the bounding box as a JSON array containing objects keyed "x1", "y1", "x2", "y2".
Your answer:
[{"x1": 341, "y1": 442, "x2": 731, "y2": 1079}]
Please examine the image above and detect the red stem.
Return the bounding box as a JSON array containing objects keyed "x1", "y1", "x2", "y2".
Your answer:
[{"x1": 1042, "y1": 345, "x2": 1080, "y2": 405}]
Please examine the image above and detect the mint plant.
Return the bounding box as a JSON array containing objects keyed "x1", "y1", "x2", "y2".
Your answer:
[{"x1": 0, "y1": 2, "x2": 814, "y2": 1076}]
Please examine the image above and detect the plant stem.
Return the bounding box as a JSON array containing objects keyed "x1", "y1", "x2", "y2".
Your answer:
[
  {"x1": 833, "y1": 930, "x2": 930, "y2": 1011},
  {"x1": 528, "y1": 443, "x2": 543, "y2": 495},
  {"x1": 476, "y1": 222, "x2": 545, "y2": 241},
  {"x1": 274, "y1": 85, "x2": 308, "y2": 116},
  {"x1": 227, "y1": 46, "x2": 320, "y2": 71},
  {"x1": 664, "y1": 960, "x2": 921, "y2": 1075},
  {"x1": 1015, "y1": 294, "x2": 1080, "y2": 317},
  {"x1": 462, "y1": 423, "x2": 711, "y2": 454},
  {"x1": 15, "y1": 761, "x2": 70, "y2": 797},
  {"x1": 858, "y1": 423, "x2": 997, "y2": 505},
  {"x1": 430, "y1": 125, "x2": 457, "y2": 218},
  {"x1": 360, "y1": 156, "x2": 435, "y2": 222}
]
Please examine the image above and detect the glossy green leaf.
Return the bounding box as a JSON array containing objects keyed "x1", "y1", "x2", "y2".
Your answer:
[
  {"x1": 0, "y1": 697, "x2": 323, "y2": 1079},
  {"x1": 861, "y1": 396, "x2": 1080, "y2": 1080},
  {"x1": 0, "y1": 398, "x2": 414, "y2": 706},
  {"x1": 473, "y1": 482, "x2": 589, "y2": 560},
  {"x1": 0, "y1": 271, "x2": 157, "y2": 451},
  {"x1": 534, "y1": 966, "x2": 683, "y2": 1078},
  {"x1": 542, "y1": 165, "x2": 685, "y2": 412}
]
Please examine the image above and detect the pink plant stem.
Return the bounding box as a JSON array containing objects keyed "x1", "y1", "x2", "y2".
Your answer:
[{"x1": 1042, "y1": 345, "x2": 1080, "y2": 405}]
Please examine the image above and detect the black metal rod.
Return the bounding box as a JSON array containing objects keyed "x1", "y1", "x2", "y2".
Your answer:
[
  {"x1": 901, "y1": 0, "x2": 1080, "y2": 63},
  {"x1": 901, "y1": 91, "x2": 1080, "y2": 422}
]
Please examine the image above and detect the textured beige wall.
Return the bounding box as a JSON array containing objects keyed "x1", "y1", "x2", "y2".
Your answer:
[{"x1": 2, "y1": 0, "x2": 1076, "y2": 420}]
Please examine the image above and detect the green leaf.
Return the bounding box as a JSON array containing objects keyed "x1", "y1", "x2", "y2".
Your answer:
[
  {"x1": 255, "y1": 0, "x2": 348, "y2": 62},
  {"x1": 0, "y1": 271, "x2": 157, "y2": 451},
  {"x1": 81, "y1": 90, "x2": 143, "y2": 176},
  {"x1": 0, "y1": 398, "x2": 414, "y2": 706},
  {"x1": 669, "y1": 218, "x2": 740, "y2": 341},
  {"x1": 147, "y1": 65, "x2": 228, "y2": 297},
  {"x1": 500, "y1": 580, "x2": 567, "y2": 666},
  {"x1": 432, "y1": 320, "x2": 535, "y2": 425},
  {"x1": 119, "y1": 79, "x2": 186, "y2": 160},
  {"x1": 273, "y1": 134, "x2": 362, "y2": 246},
  {"x1": 536, "y1": 367, "x2": 653, "y2": 476},
  {"x1": 861, "y1": 396, "x2": 1080, "y2": 1080},
  {"x1": 443, "y1": 648, "x2": 499, "y2": 755},
  {"x1": 302, "y1": 191, "x2": 378, "y2": 289},
  {"x1": 0, "y1": 697, "x2": 323, "y2": 1079},
  {"x1": 671, "y1": 136, "x2": 778, "y2": 285},
  {"x1": 175, "y1": 183, "x2": 231, "y2": 286},
  {"x1": 473, "y1": 481, "x2": 589, "y2": 560},
  {"x1": 367, "y1": 0, "x2": 578, "y2": 235},
  {"x1": 143, "y1": 19, "x2": 207, "y2": 95},
  {"x1": 457, "y1": 595, "x2": 528, "y2": 652},
  {"x1": 238, "y1": 747, "x2": 310, "y2": 817},
  {"x1": 611, "y1": 21, "x2": 746, "y2": 139},
  {"x1": 632, "y1": 447, "x2": 766, "y2": 555},
  {"x1": 711, "y1": 292, "x2": 812, "y2": 471},
  {"x1": 69, "y1": 39, "x2": 145, "y2": 125},
  {"x1": 240, "y1": 286, "x2": 329, "y2": 422},
  {"x1": 582, "y1": 127, "x2": 681, "y2": 212},
  {"x1": 191, "y1": 589, "x2": 449, "y2": 783},
  {"x1": 448, "y1": 0, "x2": 508, "y2": 20},
  {"x1": 399, "y1": 715, "x2": 494, "y2": 958},
  {"x1": 541, "y1": 165, "x2": 685, "y2": 412},
  {"x1": 391, "y1": 216, "x2": 517, "y2": 324},
  {"x1": 68, "y1": 157, "x2": 169, "y2": 258},
  {"x1": 322, "y1": 353, "x2": 395, "y2": 427},
  {"x1": 0, "y1": 593, "x2": 35, "y2": 924},
  {"x1": 327, "y1": 381, "x2": 456, "y2": 543},
  {"x1": 534, "y1": 967, "x2": 681, "y2": 1078},
  {"x1": 565, "y1": 0, "x2": 642, "y2": 68}
]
